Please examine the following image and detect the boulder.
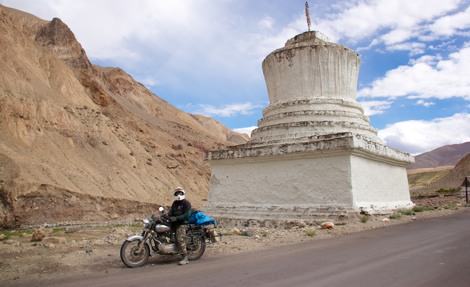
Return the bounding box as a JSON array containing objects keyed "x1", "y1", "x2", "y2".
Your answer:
[
  {"x1": 31, "y1": 228, "x2": 46, "y2": 242},
  {"x1": 240, "y1": 229, "x2": 256, "y2": 237},
  {"x1": 321, "y1": 222, "x2": 335, "y2": 229},
  {"x1": 230, "y1": 227, "x2": 241, "y2": 235}
]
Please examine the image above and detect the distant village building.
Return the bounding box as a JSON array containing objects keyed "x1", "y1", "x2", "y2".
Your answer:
[{"x1": 205, "y1": 30, "x2": 414, "y2": 222}]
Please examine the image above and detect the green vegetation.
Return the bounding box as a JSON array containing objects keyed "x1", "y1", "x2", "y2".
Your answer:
[
  {"x1": 0, "y1": 229, "x2": 32, "y2": 239},
  {"x1": 360, "y1": 215, "x2": 369, "y2": 223},
  {"x1": 443, "y1": 203, "x2": 458, "y2": 210},
  {"x1": 412, "y1": 205, "x2": 434, "y2": 212},
  {"x1": 436, "y1": 188, "x2": 459, "y2": 195},
  {"x1": 52, "y1": 227, "x2": 65, "y2": 233},
  {"x1": 398, "y1": 209, "x2": 415, "y2": 216},
  {"x1": 389, "y1": 212, "x2": 402, "y2": 220},
  {"x1": 304, "y1": 228, "x2": 316, "y2": 237}
]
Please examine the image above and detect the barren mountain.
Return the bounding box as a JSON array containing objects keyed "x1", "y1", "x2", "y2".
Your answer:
[
  {"x1": 0, "y1": 5, "x2": 246, "y2": 227},
  {"x1": 408, "y1": 141, "x2": 470, "y2": 170},
  {"x1": 411, "y1": 153, "x2": 470, "y2": 194}
]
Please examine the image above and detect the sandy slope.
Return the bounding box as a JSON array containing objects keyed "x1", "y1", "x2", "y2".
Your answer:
[{"x1": 0, "y1": 5, "x2": 246, "y2": 227}]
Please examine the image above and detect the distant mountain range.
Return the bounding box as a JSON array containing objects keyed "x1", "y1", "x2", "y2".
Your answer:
[{"x1": 408, "y1": 141, "x2": 470, "y2": 170}]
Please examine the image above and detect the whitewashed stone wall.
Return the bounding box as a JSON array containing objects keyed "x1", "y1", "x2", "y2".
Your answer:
[{"x1": 350, "y1": 155, "x2": 413, "y2": 212}]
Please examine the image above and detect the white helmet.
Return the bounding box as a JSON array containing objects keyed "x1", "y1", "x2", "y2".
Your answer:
[{"x1": 174, "y1": 187, "x2": 185, "y2": 201}]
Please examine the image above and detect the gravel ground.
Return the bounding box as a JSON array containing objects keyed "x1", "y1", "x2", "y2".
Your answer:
[{"x1": 1, "y1": 197, "x2": 468, "y2": 284}]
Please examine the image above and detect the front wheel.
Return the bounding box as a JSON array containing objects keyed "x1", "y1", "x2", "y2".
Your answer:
[
  {"x1": 120, "y1": 240, "x2": 150, "y2": 268},
  {"x1": 187, "y1": 235, "x2": 206, "y2": 261}
]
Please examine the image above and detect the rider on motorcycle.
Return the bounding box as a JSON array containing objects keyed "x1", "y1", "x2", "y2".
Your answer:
[{"x1": 169, "y1": 187, "x2": 192, "y2": 265}]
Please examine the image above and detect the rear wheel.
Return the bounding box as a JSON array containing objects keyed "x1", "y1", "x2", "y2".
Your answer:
[
  {"x1": 187, "y1": 235, "x2": 206, "y2": 261},
  {"x1": 120, "y1": 240, "x2": 150, "y2": 268}
]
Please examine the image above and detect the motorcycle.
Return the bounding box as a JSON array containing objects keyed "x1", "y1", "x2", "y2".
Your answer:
[{"x1": 120, "y1": 207, "x2": 220, "y2": 268}]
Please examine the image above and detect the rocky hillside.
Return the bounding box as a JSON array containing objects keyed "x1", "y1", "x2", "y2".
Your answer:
[
  {"x1": 0, "y1": 5, "x2": 246, "y2": 227},
  {"x1": 411, "y1": 154, "x2": 470, "y2": 195},
  {"x1": 408, "y1": 141, "x2": 470, "y2": 170}
]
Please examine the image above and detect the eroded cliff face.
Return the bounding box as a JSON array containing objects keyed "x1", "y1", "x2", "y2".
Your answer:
[{"x1": 0, "y1": 5, "x2": 246, "y2": 227}]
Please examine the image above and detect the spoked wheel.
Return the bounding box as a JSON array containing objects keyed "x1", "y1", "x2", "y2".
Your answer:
[
  {"x1": 187, "y1": 236, "x2": 206, "y2": 261},
  {"x1": 120, "y1": 240, "x2": 150, "y2": 268}
]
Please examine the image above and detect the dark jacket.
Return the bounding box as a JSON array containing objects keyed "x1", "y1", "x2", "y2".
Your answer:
[{"x1": 169, "y1": 199, "x2": 192, "y2": 225}]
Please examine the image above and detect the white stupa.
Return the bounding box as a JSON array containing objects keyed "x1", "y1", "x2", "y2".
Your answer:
[{"x1": 205, "y1": 30, "x2": 414, "y2": 222}]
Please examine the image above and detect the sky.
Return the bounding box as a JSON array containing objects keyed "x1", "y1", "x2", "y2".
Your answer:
[{"x1": 2, "y1": 0, "x2": 470, "y2": 155}]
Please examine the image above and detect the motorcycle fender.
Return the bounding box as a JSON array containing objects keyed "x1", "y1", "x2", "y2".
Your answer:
[
  {"x1": 124, "y1": 235, "x2": 157, "y2": 256},
  {"x1": 126, "y1": 235, "x2": 144, "y2": 242}
]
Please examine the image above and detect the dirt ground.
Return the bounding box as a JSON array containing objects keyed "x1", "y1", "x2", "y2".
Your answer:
[{"x1": 1, "y1": 196, "x2": 468, "y2": 285}]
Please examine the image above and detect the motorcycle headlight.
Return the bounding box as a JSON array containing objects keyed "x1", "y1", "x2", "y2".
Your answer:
[{"x1": 143, "y1": 218, "x2": 150, "y2": 229}]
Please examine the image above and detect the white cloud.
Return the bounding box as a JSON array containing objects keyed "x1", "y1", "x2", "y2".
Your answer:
[
  {"x1": 378, "y1": 113, "x2": 470, "y2": 154},
  {"x1": 359, "y1": 100, "x2": 393, "y2": 116},
  {"x1": 416, "y1": 100, "x2": 435, "y2": 107},
  {"x1": 359, "y1": 46, "x2": 470, "y2": 100},
  {"x1": 258, "y1": 16, "x2": 275, "y2": 30},
  {"x1": 194, "y1": 102, "x2": 261, "y2": 118},
  {"x1": 315, "y1": 0, "x2": 462, "y2": 44},
  {"x1": 430, "y1": 6, "x2": 470, "y2": 36},
  {"x1": 409, "y1": 54, "x2": 442, "y2": 65},
  {"x1": 1, "y1": 0, "x2": 266, "y2": 91},
  {"x1": 136, "y1": 76, "x2": 159, "y2": 87},
  {"x1": 386, "y1": 42, "x2": 426, "y2": 55},
  {"x1": 233, "y1": 126, "x2": 257, "y2": 136}
]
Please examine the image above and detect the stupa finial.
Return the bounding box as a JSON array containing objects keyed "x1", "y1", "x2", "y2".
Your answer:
[{"x1": 305, "y1": 1, "x2": 312, "y2": 32}]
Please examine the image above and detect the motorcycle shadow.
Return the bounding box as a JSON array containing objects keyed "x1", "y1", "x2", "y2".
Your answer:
[{"x1": 146, "y1": 254, "x2": 182, "y2": 266}]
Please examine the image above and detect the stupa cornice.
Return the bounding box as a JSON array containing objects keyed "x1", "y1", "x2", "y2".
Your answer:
[{"x1": 207, "y1": 132, "x2": 413, "y2": 166}]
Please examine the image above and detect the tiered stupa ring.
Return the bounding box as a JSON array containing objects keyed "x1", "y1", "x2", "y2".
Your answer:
[{"x1": 250, "y1": 31, "x2": 381, "y2": 145}]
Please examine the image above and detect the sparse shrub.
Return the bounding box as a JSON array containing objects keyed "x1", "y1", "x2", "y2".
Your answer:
[
  {"x1": 389, "y1": 212, "x2": 402, "y2": 220},
  {"x1": 304, "y1": 228, "x2": 316, "y2": 237},
  {"x1": 436, "y1": 188, "x2": 459, "y2": 196},
  {"x1": 398, "y1": 209, "x2": 415, "y2": 216},
  {"x1": 0, "y1": 229, "x2": 32, "y2": 239},
  {"x1": 412, "y1": 205, "x2": 434, "y2": 212},
  {"x1": 360, "y1": 215, "x2": 369, "y2": 223},
  {"x1": 443, "y1": 203, "x2": 458, "y2": 210},
  {"x1": 52, "y1": 227, "x2": 65, "y2": 233}
]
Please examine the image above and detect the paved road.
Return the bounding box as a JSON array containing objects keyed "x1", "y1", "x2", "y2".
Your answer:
[{"x1": 18, "y1": 210, "x2": 470, "y2": 287}]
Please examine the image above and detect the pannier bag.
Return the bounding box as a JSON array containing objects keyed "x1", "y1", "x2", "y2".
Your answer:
[{"x1": 189, "y1": 210, "x2": 217, "y2": 226}]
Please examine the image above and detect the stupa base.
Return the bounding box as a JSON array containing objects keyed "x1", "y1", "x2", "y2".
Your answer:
[{"x1": 205, "y1": 133, "x2": 414, "y2": 220}]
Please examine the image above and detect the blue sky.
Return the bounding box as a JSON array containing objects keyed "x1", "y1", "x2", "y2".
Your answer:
[{"x1": 3, "y1": 0, "x2": 470, "y2": 154}]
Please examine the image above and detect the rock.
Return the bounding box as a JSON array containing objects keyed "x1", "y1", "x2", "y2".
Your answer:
[
  {"x1": 0, "y1": 234, "x2": 6, "y2": 241},
  {"x1": 321, "y1": 222, "x2": 335, "y2": 229},
  {"x1": 31, "y1": 228, "x2": 46, "y2": 242},
  {"x1": 254, "y1": 235, "x2": 261, "y2": 240},
  {"x1": 285, "y1": 220, "x2": 307, "y2": 229},
  {"x1": 65, "y1": 227, "x2": 80, "y2": 233},
  {"x1": 44, "y1": 236, "x2": 66, "y2": 244},
  {"x1": 240, "y1": 229, "x2": 256, "y2": 237},
  {"x1": 45, "y1": 243, "x2": 55, "y2": 248},
  {"x1": 83, "y1": 241, "x2": 93, "y2": 255},
  {"x1": 382, "y1": 218, "x2": 390, "y2": 223},
  {"x1": 231, "y1": 227, "x2": 241, "y2": 235}
]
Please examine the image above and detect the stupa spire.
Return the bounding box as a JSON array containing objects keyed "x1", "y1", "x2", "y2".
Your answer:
[{"x1": 305, "y1": 1, "x2": 312, "y2": 32}]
